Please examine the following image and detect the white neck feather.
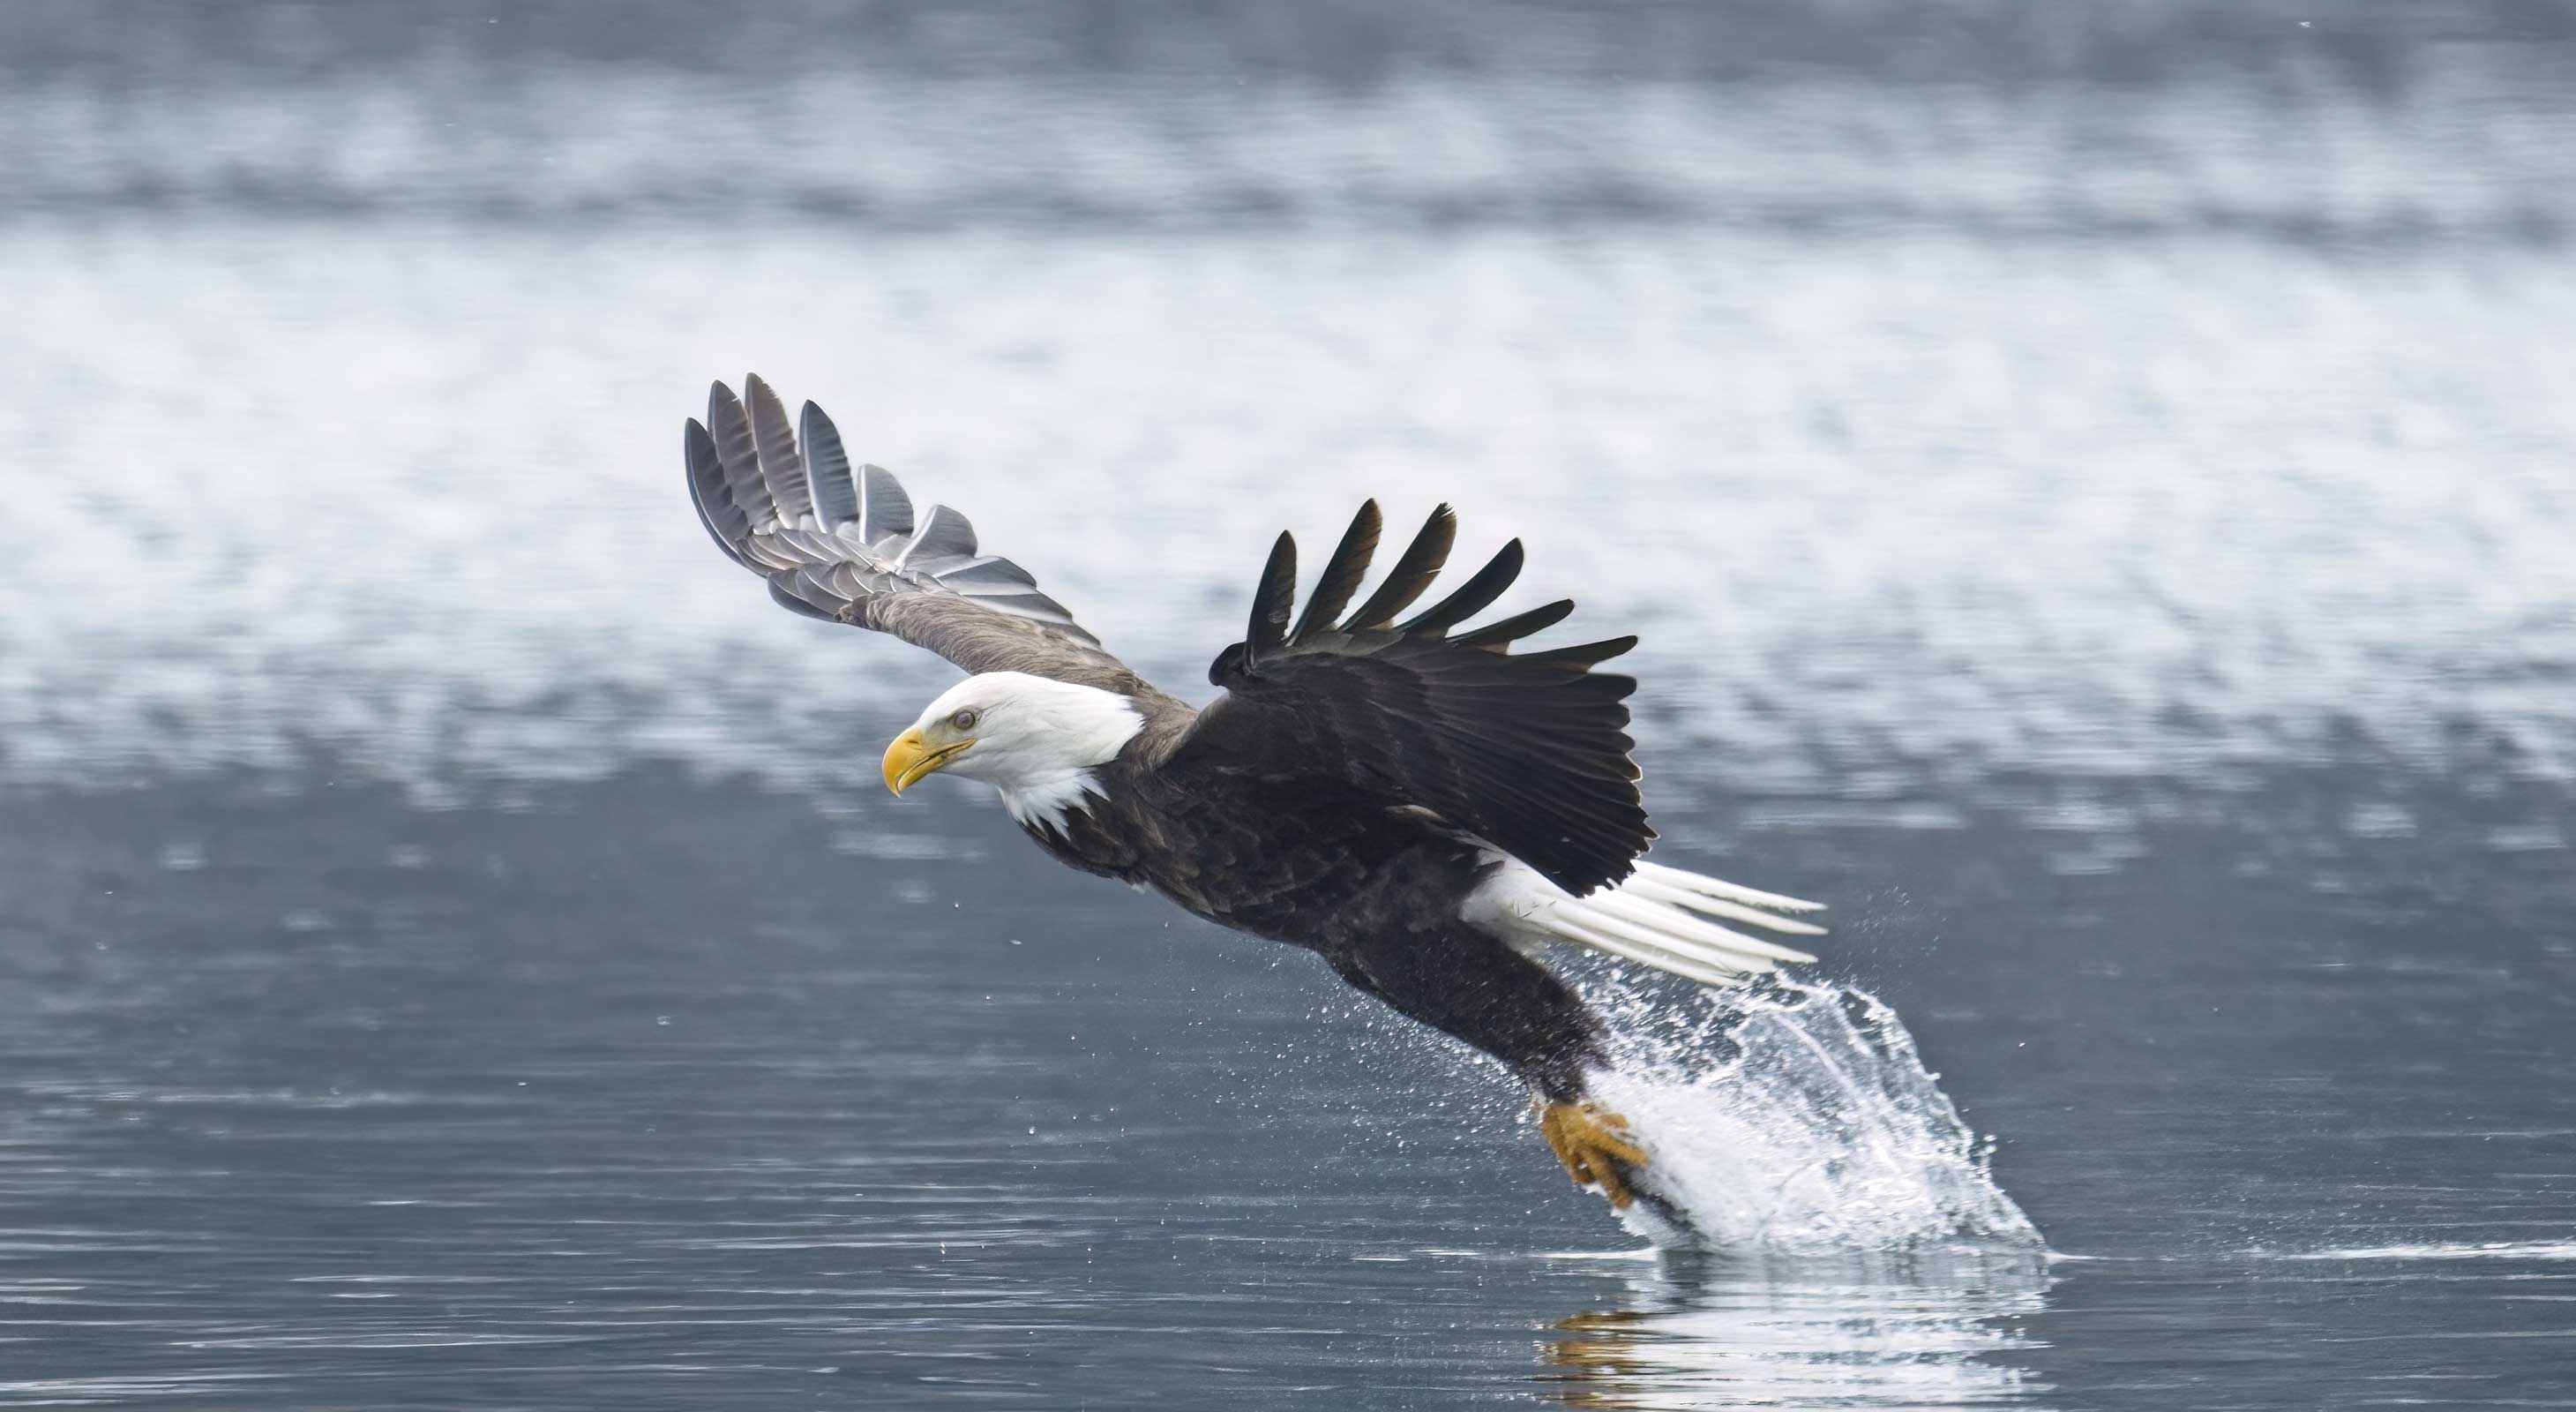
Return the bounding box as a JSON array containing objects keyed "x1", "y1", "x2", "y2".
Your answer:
[{"x1": 998, "y1": 771, "x2": 1112, "y2": 834}]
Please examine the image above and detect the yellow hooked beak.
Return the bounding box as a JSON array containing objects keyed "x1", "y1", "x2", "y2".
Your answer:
[{"x1": 881, "y1": 727, "x2": 973, "y2": 795}]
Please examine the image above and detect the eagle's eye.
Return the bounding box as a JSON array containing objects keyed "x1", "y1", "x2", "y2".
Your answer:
[{"x1": 950, "y1": 708, "x2": 980, "y2": 732}]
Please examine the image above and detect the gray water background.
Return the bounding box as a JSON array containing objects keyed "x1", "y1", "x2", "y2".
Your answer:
[{"x1": 2, "y1": 3, "x2": 2572, "y2": 1406}]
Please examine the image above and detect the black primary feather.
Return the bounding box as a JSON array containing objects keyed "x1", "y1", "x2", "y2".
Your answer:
[
  {"x1": 1396, "y1": 539, "x2": 1523, "y2": 636},
  {"x1": 1245, "y1": 531, "x2": 1298, "y2": 663},
  {"x1": 1289, "y1": 500, "x2": 1382, "y2": 643},
  {"x1": 1340, "y1": 506, "x2": 1456, "y2": 631},
  {"x1": 1181, "y1": 505, "x2": 1653, "y2": 896},
  {"x1": 1517, "y1": 637, "x2": 1638, "y2": 670},
  {"x1": 1450, "y1": 598, "x2": 1573, "y2": 650}
]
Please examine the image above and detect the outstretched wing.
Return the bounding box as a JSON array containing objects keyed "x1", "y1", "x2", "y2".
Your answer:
[
  {"x1": 684, "y1": 375, "x2": 1149, "y2": 694},
  {"x1": 1168, "y1": 501, "x2": 1651, "y2": 897}
]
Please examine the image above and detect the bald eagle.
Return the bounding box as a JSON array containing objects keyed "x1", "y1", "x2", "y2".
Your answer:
[{"x1": 684, "y1": 375, "x2": 1826, "y2": 1210}]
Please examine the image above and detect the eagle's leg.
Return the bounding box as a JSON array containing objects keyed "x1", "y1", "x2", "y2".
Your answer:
[{"x1": 1325, "y1": 923, "x2": 1645, "y2": 1207}]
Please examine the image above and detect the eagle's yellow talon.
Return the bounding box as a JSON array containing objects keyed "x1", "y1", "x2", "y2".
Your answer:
[{"x1": 1537, "y1": 1100, "x2": 1646, "y2": 1209}]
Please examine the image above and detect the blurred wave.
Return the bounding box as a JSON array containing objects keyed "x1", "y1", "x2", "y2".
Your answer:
[
  {"x1": 2, "y1": 225, "x2": 2570, "y2": 813},
  {"x1": 4, "y1": 0, "x2": 2573, "y2": 242},
  {"x1": 6, "y1": 70, "x2": 2572, "y2": 244},
  {"x1": 5, "y1": 0, "x2": 2572, "y2": 88}
]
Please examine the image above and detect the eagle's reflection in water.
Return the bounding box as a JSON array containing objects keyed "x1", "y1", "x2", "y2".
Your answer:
[{"x1": 1537, "y1": 1251, "x2": 2055, "y2": 1410}]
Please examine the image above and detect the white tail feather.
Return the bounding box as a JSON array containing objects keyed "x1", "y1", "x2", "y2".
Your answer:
[
  {"x1": 1552, "y1": 903, "x2": 1773, "y2": 981},
  {"x1": 1461, "y1": 853, "x2": 1829, "y2": 990},
  {"x1": 1634, "y1": 860, "x2": 1826, "y2": 913},
  {"x1": 1546, "y1": 914, "x2": 1749, "y2": 990},
  {"x1": 1622, "y1": 875, "x2": 1830, "y2": 936},
  {"x1": 1578, "y1": 890, "x2": 1818, "y2": 966}
]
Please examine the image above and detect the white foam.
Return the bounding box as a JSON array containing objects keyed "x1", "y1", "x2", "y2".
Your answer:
[
  {"x1": 2272, "y1": 1240, "x2": 2576, "y2": 1262},
  {"x1": 1578, "y1": 979, "x2": 2042, "y2": 1254}
]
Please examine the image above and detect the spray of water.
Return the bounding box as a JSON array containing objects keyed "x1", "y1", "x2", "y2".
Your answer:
[{"x1": 1576, "y1": 976, "x2": 2042, "y2": 1254}]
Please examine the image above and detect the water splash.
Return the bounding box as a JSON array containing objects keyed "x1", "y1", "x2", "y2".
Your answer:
[{"x1": 1583, "y1": 978, "x2": 2042, "y2": 1254}]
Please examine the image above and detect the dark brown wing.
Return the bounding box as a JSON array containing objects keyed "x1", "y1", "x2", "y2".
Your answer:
[
  {"x1": 1165, "y1": 501, "x2": 1651, "y2": 897},
  {"x1": 684, "y1": 375, "x2": 1155, "y2": 695}
]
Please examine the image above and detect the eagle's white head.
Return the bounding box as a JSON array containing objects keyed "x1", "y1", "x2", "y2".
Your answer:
[{"x1": 880, "y1": 671, "x2": 1145, "y2": 831}]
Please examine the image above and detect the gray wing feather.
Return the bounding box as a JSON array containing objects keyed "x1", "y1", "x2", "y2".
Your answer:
[
  {"x1": 766, "y1": 527, "x2": 842, "y2": 564},
  {"x1": 894, "y1": 504, "x2": 978, "y2": 568},
  {"x1": 768, "y1": 575, "x2": 841, "y2": 622},
  {"x1": 742, "y1": 374, "x2": 813, "y2": 530},
  {"x1": 685, "y1": 376, "x2": 1163, "y2": 696},
  {"x1": 799, "y1": 401, "x2": 862, "y2": 529},
  {"x1": 861, "y1": 464, "x2": 913, "y2": 545},
  {"x1": 704, "y1": 383, "x2": 779, "y2": 533},
  {"x1": 932, "y1": 557, "x2": 1040, "y2": 590},
  {"x1": 684, "y1": 420, "x2": 753, "y2": 567}
]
